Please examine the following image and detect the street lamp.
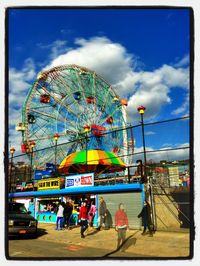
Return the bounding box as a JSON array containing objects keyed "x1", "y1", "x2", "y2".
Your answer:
[
  {"x1": 29, "y1": 142, "x2": 35, "y2": 180},
  {"x1": 53, "y1": 133, "x2": 60, "y2": 175},
  {"x1": 84, "y1": 126, "x2": 90, "y2": 173},
  {"x1": 137, "y1": 106, "x2": 156, "y2": 231},
  {"x1": 9, "y1": 147, "x2": 15, "y2": 192},
  {"x1": 137, "y1": 105, "x2": 147, "y2": 183}
]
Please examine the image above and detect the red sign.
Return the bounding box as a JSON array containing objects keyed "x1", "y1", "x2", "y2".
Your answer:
[{"x1": 81, "y1": 175, "x2": 93, "y2": 185}]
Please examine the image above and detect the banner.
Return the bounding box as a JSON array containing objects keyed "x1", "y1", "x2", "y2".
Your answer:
[{"x1": 65, "y1": 173, "x2": 94, "y2": 188}]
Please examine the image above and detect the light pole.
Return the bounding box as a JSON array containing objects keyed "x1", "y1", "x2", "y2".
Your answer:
[
  {"x1": 137, "y1": 105, "x2": 147, "y2": 182},
  {"x1": 29, "y1": 142, "x2": 35, "y2": 180},
  {"x1": 137, "y1": 106, "x2": 156, "y2": 231},
  {"x1": 9, "y1": 147, "x2": 15, "y2": 192},
  {"x1": 84, "y1": 126, "x2": 90, "y2": 173},
  {"x1": 53, "y1": 133, "x2": 60, "y2": 175}
]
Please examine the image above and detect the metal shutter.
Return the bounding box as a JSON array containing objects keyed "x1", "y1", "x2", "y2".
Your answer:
[{"x1": 98, "y1": 192, "x2": 142, "y2": 229}]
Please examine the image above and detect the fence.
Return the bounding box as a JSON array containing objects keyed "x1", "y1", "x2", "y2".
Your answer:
[
  {"x1": 7, "y1": 115, "x2": 192, "y2": 230},
  {"x1": 7, "y1": 115, "x2": 190, "y2": 188}
]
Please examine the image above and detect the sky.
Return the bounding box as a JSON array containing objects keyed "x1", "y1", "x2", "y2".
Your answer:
[{"x1": 8, "y1": 7, "x2": 191, "y2": 161}]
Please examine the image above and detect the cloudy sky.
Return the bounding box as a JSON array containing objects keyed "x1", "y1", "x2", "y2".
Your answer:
[{"x1": 8, "y1": 7, "x2": 191, "y2": 160}]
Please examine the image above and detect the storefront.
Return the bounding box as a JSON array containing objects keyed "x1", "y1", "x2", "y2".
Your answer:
[
  {"x1": 35, "y1": 197, "x2": 60, "y2": 223},
  {"x1": 9, "y1": 182, "x2": 144, "y2": 229}
]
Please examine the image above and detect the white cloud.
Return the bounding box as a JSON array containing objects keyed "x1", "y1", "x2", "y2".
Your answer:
[
  {"x1": 145, "y1": 131, "x2": 156, "y2": 136},
  {"x1": 134, "y1": 144, "x2": 189, "y2": 163},
  {"x1": 9, "y1": 58, "x2": 36, "y2": 152},
  {"x1": 9, "y1": 68, "x2": 29, "y2": 93},
  {"x1": 8, "y1": 37, "x2": 189, "y2": 152},
  {"x1": 171, "y1": 93, "x2": 189, "y2": 116},
  {"x1": 127, "y1": 83, "x2": 171, "y2": 120},
  {"x1": 45, "y1": 37, "x2": 135, "y2": 85},
  {"x1": 174, "y1": 54, "x2": 190, "y2": 68},
  {"x1": 156, "y1": 64, "x2": 189, "y2": 89},
  {"x1": 49, "y1": 40, "x2": 68, "y2": 60},
  {"x1": 162, "y1": 143, "x2": 173, "y2": 147},
  {"x1": 43, "y1": 37, "x2": 189, "y2": 122},
  {"x1": 37, "y1": 40, "x2": 68, "y2": 60}
]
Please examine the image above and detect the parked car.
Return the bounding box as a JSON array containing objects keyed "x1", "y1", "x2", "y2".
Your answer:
[{"x1": 8, "y1": 202, "x2": 38, "y2": 237}]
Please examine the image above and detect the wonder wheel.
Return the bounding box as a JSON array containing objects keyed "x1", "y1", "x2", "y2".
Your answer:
[{"x1": 17, "y1": 65, "x2": 129, "y2": 170}]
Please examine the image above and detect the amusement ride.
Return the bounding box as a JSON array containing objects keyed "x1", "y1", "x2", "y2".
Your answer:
[{"x1": 16, "y1": 65, "x2": 134, "y2": 177}]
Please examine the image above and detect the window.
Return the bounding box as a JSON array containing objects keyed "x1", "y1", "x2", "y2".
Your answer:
[
  {"x1": 51, "y1": 181, "x2": 58, "y2": 187},
  {"x1": 9, "y1": 203, "x2": 28, "y2": 214},
  {"x1": 46, "y1": 182, "x2": 50, "y2": 187}
]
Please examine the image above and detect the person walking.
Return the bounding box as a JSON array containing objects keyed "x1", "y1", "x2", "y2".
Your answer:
[
  {"x1": 56, "y1": 202, "x2": 65, "y2": 230},
  {"x1": 78, "y1": 201, "x2": 89, "y2": 238},
  {"x1": 88, "y1": 201, "x2": 96, "y2": 227},
  {"x1": 63, "y1": 201, "x2": 73, "y2": 229},
  {"x1": 115, "y1": 203, "x2": 129, "y2": 251},
  {"x1": 97, "y1": 196, "x2": 107, "y2": 230},
  {"x1": 138, "y1": 200, "x2": 153, "y2": 236}
]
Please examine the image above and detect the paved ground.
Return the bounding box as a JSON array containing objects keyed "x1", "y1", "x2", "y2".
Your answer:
[{"x1": 28, "y1": 223, "x2": 191, "y2": 258}]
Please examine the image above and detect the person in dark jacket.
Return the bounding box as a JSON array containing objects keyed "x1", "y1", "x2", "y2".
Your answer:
[
  {"x1": 96, "y1": 196, "x2": 107, "y2": 230},
  {"x1": 78, "y1": 201, "x2": 88, "y2": 238},
  {"x1": 63, "y1": 201, "x2": 73, "y2": 229},
  {"x1": 138, "y1": 200, "x2": 153, "y2": 236},
  {"x1": 105, "y1": 209, "x2": 113, "y2": 229}
]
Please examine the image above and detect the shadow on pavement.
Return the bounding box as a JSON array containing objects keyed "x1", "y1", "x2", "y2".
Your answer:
[
  {"x1": 37, "y1": 228, "x2": 48, "y2": 237},
  {"x1": 122, "y1": 237, "x2": 137, "y2": 251},
  {"x1": 9, "y1": 228, "x2": 48, "y2": 240},
  {"x1": 86, "y1": 228, "x2": 101, "y2": 237},
  {"x1": 102, "y1": 231, "x2": 139, "y2": 257}
]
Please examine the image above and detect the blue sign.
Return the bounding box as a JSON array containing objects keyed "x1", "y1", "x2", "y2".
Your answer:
[{"x1": 66, "y1": 179, "x2": 75, "y2": 187}]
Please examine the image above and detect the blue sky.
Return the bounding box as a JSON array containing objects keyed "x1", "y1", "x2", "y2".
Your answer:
[{"x1": 8, "y1": 7, "x2": 191, "y2": 160}]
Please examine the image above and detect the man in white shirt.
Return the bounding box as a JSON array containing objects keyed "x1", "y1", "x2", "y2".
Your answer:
[{"x1": 56, "y1": 202, "x2": 64, "y2": 230}]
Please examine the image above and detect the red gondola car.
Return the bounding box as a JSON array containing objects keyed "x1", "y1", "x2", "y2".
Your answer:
[
  {"x1": 40, "y1": 94, "x2": 50, "y2": 103},
  {"x1": 21, "y1": 143, "x2": 28, "y2": 153},
  {"x1": 91, "y1": 124, "x2": 106, "y2": 136},
  {"x1": 87, "y1": 96, "x2": 96, "y2": 104},
  {"x1": 106, "y1": 116, "x2": 113, "y2": 124}
]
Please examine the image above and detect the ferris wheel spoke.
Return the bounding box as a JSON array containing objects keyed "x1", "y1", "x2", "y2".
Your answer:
[
  {"x1": 28, "y1": 108, "x2": 77, "y2": 130},
  {"x1": 27, "y1": 109, "x2": 77, "y2": 142},
  {"x1": 76, "y1": 71, "x2": 97, "y2": 114},
  {"x1": 57, "y1": 69, "x2": 99, "y2": 126},
  {"x1": 57, "y1": 102, "x2": 89, "y2": 129},
  {"x1": 37, "y1": 82, "x2": 87, "y2": 126},
  {"x1": 29, "y1": 123, "x2": 53, "y2": 142},
  {"x1": 74, "y1": 71, "x2": 89, "y2": 104},
  {"x1": 36, "y1": 72, "x2": 89, "y2": 128},
  {"x1": 92, "y1": 72, "x2": 98, "y2": 115},
  {"x1": 29, "y1": 108, "x2": 57, "y2": 120},
  {"x1": 99, "y1": 104, "x2": 124, "y2": 126},
  {"x1": 62, "y1": 76, "x2": 94, "y2": 122},
  {"x1": 94, "y1": 88, "x2": 112, "y2": 124},
  {"x1": 51, "y1": 72, "x2": 75, "y2": 96},
  {"x1": 29, "y1": 108, "x2": 79, "y2": 131}
]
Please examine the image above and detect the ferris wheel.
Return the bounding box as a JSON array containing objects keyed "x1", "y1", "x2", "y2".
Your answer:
[{"x1": 16, "y1": 65, "x2": 129, "y2": 169}]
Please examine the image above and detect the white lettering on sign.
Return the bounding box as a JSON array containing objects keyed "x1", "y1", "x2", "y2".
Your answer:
[{"x1": 81, "y1": 175, "x2": 92, "y2": 185}]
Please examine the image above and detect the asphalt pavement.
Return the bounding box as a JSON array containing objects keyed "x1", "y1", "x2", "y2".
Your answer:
[{"x1": 26, "y1": 223, "x2": 191, "y2": 259}]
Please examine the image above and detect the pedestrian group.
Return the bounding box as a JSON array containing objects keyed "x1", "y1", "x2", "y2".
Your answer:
[{"x1": 55, "y1": 197, "x2": 154, "y2": 248}]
